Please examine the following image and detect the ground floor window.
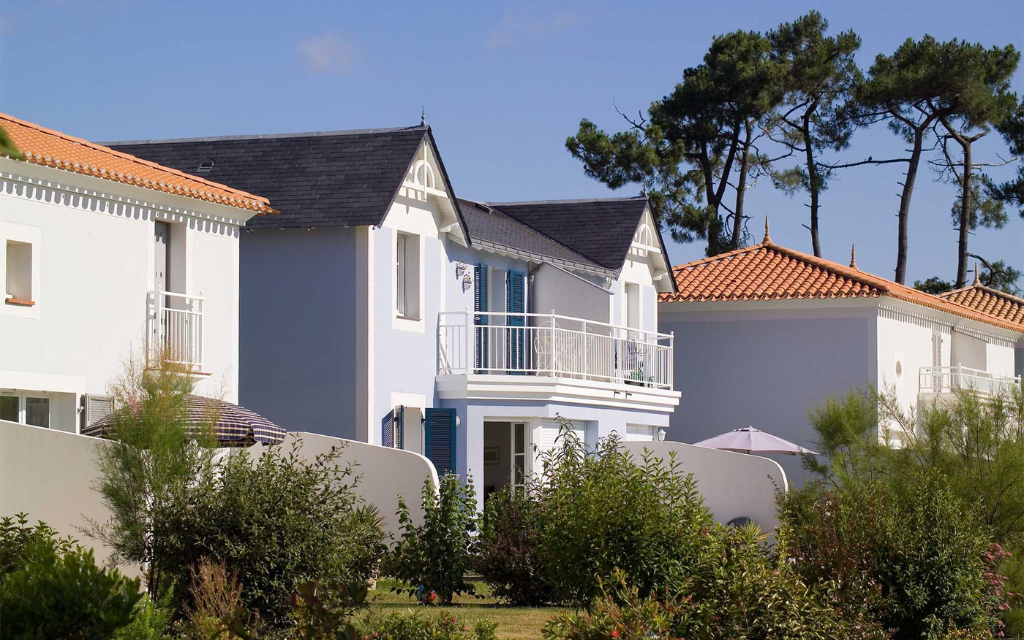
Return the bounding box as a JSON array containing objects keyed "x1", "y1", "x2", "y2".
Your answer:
[
  {"x1": 0, "y1": 392, "x2": 50, "y2": 428},
  {"x1": 625, "y1": 424, "x2": 657, "y2": 441}
]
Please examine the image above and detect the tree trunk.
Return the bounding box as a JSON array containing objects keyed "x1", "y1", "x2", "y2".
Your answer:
[
  {"x1": 894, "y1": 124, "x2": 927, "y2": 284},
  {"x1": 955, "y1": 143, "x2": 973, "y2": 288},
  {"x1": 803, "y1": 112, "x2": 821, "y2": 257},
  {"x1": 732, "y1": 124, "x2": 752, "y2": 249}
]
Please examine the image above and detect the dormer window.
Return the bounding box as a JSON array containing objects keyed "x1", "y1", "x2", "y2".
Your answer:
[{"x1": 196, "y1": 160, "x2": 215, "y2": 174}]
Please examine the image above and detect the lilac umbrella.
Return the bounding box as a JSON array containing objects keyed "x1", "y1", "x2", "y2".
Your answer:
[{"x1": 693, "y1": 426, "x2": 818, "y2": 455}]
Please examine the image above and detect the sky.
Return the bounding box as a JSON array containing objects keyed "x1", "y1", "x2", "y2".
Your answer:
[{"x1": 1, "y1": 0, "x2": 1022, "y2": 286}]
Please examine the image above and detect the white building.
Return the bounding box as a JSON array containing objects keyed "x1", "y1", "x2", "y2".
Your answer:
[
  {"x1": 0, "y1": 114, "x2": 272, "y2": 433},
  {"x1": 659, "y1": 223, "x2": 1024, "y2": 483},
  {"x1": 113, "y1": 125, "x2": 681, "y2": 506}
]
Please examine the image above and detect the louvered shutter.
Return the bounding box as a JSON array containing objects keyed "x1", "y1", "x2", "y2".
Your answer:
[
  {"x1": 381, "y1": 409, "x2": 395, "y2": 448},
  {"x1": 80, "y1": 394, "x2": 113, "y2": 433},
  {"x1": 424, "y1": 408, "x2": 457, "y2": 474},
  {"x1": 395, "y1": 406, "x2": 405, "y2": 449},
  {"x1": 507, "y1": 271, "x2": 526, "y2": 372},
  {"x1": 474, "y1": 264, "x2": 489, "y2": 371}
]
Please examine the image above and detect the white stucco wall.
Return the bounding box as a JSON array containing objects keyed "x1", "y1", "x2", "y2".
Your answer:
[
  {"x1": 622, "y1": 441, "x2": 786, "y2": 534},
  {"x1": 529, "y1": 263, "x2": 611, "y2": 324},
  {"x1": 0, "y1": 159, "x2": 250, "y2": 433},
  {"x1": 876, "y1": 310, "x2": 937, "y2": 414}
]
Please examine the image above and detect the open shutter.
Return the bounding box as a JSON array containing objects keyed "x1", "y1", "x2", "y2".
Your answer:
[
  {"x1": 474, "y1": 264, "x2": 489, "y2": 371},
  {"x1": 424, "y1": 408, "x2": 457, "y2": 474},
  {"x1": 507, "y1": 271, "x2": 526, "y2": 373},
  {"x1": 381, "y1": 409, "x2": 395, "y2": 448}
]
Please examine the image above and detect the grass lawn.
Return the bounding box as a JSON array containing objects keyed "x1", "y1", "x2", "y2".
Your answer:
[{"x1": 366, "y1": 579, "x2": 555, "y2": 640}]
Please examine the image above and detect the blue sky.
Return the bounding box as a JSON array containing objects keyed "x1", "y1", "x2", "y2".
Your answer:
[{"x1": 1, "y1": 0, "x2": 1021, "y2": 286}]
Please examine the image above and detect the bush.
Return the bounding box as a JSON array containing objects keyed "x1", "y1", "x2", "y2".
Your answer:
[
  {"x1": 162, "y1": 440, "x2": 387, "y2": 628},
  {"x1": 0, "y1": 539, "x2": 143, "y2": 640},
  {"x1": 357, "y1": 609, "x2": 498, "y2": 640},
  {"x1": 536, "y1": 424, "x2": 716, "y2": 608},
  {"x1": 0, "y1": 512, "x2": 75, "y2": 576},
  {"x1": 474, "y1": 484, "x2": 552, "y2": 606},
  {"x1": 113, "y1": 593, "x2": 175, "y2": 640},
  {"x1": 781, "y1": 478, "x2": 1005, "y2": 639},
  {"x1": 387, "y1": 473, "x2": 478, "y2": 605}
]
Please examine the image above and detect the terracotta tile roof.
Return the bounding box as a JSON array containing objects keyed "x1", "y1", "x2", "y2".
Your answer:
[
  {"x1": 0, "y1": 113, "x2": 273, "y2": 214},
  {"x1": 939, "y1": 283, "x2": 1024, "y2": 327},
  {"x1": 660, "y1": 239, "x2": 1024, "y2": 335}
]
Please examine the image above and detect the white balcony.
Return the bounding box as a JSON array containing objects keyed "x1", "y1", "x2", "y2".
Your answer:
[
  {"x1": 438, "y1": 311, "x2": 674, "y2": 390},
  {"x1": 146, "y1": 291, "x2": 204, "y2": 370},
  {"x1": 918, "y1": 365, "x2": 1021, "y2": 396}
]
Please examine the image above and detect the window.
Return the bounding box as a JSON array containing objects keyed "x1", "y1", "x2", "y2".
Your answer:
[
  {"x1": 5, "y1": 240, "x2": 32, "y2": 305},
  {"x1": 624, "y1": 283, "x2": 640, "y2": 329},
  {"x1": 0, "y1": 396, "x2": 17, "y2": 422},
  {"x1": 395, "y1": 232, "x2": 420, "y2": 319},
  {"x1": 0, "y1": 393, "x2": 49, "y2": 428},
  {"x1": 25, "y1": 397, "x2": 49, "y2": 428}
]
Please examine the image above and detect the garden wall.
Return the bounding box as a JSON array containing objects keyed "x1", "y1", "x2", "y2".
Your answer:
[
  {"x1": 0, "y1": 422, "x2": 439, "y2": 571},
  {"x1": 621, "y1": 441, "x2": 786, "y2": 534}
]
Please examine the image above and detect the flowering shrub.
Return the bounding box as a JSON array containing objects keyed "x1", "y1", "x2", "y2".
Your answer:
[
  {"x1": 356, "y1": 610, "x2": 498, "y2": 640},
  {"x1": 474, "y1": 484, "x2": 553, "y2": 606}
]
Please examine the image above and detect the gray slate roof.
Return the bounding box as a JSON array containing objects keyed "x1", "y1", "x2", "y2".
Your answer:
[
  {"x1": 107, "y1": 126, "x2": 443, "y2": 230},
  {"x1": 457, "y1": 199, "x2": 606, "y2": 272},
  {"x1": 486, "y1": 197, "x2": 650, "y2": 271}
]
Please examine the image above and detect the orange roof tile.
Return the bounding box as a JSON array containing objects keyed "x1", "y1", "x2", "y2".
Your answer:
[
  {"x1": 660, "y1": 240, "x2": 1024, "y2": 335},
  {"x1": 939, "y1": 283, "x2": 1024, "y2": 328},
  {"x1": 0, "y1": 113, "x2": 273, "y2": 214}
]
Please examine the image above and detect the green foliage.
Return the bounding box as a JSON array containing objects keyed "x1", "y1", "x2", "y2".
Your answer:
[
  {"x1": 0, "y1": 512, "x2": 75, "y2": 576},
  {"x1": 975, "y1": 258, "x2": 1023, "y2": 295},
  {"x1": 87, "y1": 355, "x2": 217, "y2": 599},
  {"x1": 387, "y1": 473, "x2": 478, "y2": 605},
  {"x1": 161, "y1": 440, "x2": 386, "y2": 628},
  {"x1": 781, "y1": 478, "x2": 1004, "y2": 639},
  {"x1": 356, "y1": 609, "x2": 498, "y2": 640},
  {"x1": 0, "y1": 539, "x2": 143, "y2": 640},
  {"x1": 914, "y1": 276, "x2": 955, "y2": 294},
  {"x1": 474, "y1": 484, "x2": 552, "y2": 606},
  {"x1": 113, "y1": 593, "x2": 175, "y2": 640},
  {"x1": 535, "y1": 423, "x2": 716, "y2": 609},
  {"x1": 0, "y1": 124, "x2": 24, "y2": 160}
]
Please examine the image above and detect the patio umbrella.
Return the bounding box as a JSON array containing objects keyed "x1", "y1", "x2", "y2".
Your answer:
[
  {"x1": 82, "y1": 395, "x2": 286, "y2": 447},
  {"x1": 693, "y1": 426, "x2": 817, "y2": 456}
]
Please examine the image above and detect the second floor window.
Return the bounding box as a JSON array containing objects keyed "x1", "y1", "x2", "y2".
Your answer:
[
  {"x1": 5, "y1": 240, "x2": 33, "y2": 305},
  {"x1": 396, "y1": 232, "x2": 420, "y2": 319}
]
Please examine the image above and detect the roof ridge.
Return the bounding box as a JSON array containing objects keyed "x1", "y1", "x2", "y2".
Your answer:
[
  {"x1": 0, "y1": 113, "x2": 270, "y2": 205},
  {"x1": 940, "y1": 282, "x2": 1024, "y2": 305},
  {"x1": 486, "y1": 196, "x2": 648, "y2": 206},
  {"x1": 760, "y1": 241, "x2": 895, "y2": 294},
  {"x1": 671, "y1": 242, "x2": 773, "y2": 272},
  {"x1": 100, "y1": 125, "x2": 427, "y2": 146}
]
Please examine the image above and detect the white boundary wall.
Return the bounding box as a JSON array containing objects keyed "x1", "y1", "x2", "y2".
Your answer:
[{"x1": 621, "y1": 441, "x2": 787, "y2": 534}]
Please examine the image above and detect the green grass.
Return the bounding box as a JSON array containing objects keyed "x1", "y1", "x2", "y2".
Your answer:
[{"x1": 365, "y1": 580, "x2": 555, "y2": 640}]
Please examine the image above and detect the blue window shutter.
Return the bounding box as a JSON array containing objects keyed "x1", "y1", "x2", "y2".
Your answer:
[
  {"x1": 381, "y1": 409, "x2": 395, "y2": 448},
  {"x1": 424, "y1": 408, "x2": 457, "y2": 474},
  {"x1": 507, "y1": 271, "x2": 526, "y2": 372},
  {"x1": 474, "y1": 264, "x2": 489, "y2": 371},
  {"x1": 395, "y1": 406, "x2": 405, "y2": 449}
]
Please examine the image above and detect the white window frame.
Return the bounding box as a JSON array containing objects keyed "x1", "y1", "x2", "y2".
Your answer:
[
  {"x1": 0, "y1": 222, "x2": 42, "y2": 319},
  {"x1": 393, "y1": 231, "x2": 424, "y2": 332},
  {"x1": 0, "y1": 390, "x2": 51, "y2": 429}
]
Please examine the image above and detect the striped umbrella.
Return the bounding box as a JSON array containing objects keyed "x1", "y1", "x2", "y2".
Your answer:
[{"x1": 82, "y1": 395, "x2": 285, "y2": 447}]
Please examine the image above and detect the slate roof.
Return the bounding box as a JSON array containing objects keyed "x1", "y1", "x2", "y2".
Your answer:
[
  {"x1": 661, "y1": 234, "x2": 1024, "y2": 334},
  {"x1": 0, "y1": 113, "x2": 272, "y2": 213},
  {"x1": 457, "y1": 199, "x2": 607, "y2": 273},
  {"x1": 939, "y1": 283, "x2": 1024, "y2": 328},
  {"x1": 485, "y1": 197, "x2": 652, "y2": 271},
  {"x1": 107, "y1": 125, "x2": 445, "y2": 230}
]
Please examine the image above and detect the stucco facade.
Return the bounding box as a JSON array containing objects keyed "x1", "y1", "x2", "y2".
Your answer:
[{"x1": 0, "y1": 156, "x2": 253, "y2": 434}]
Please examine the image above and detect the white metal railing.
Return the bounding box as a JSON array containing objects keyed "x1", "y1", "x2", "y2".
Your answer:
[
  {"x1": 438, "y1": 310, "x2": 674, "y2": 390},
  {"x1": 918, "y1": 365, "x2": 1021, "y2": 396},
  {"x1": 146, "y1": 291, "x2": 204, "y2": 369}
]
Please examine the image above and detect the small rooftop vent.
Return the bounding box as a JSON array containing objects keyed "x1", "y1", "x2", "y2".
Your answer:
[{"x1": 196, "y1": 160, "x2": 215, "y2": 174}]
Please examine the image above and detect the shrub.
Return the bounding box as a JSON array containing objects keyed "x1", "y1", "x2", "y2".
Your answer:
[
  {"x1": 0, "y1": 512, "x2": 75, "y2": 576},
  {"x1": 163, "y1": 440, "x2": 387, "y2": 628},
  {"x1": 0, "y1": 539, "x2": 142, "y2": 640},
  {"x1": 474, "y1": 484, "x2": 552, "y2": 606},
  {"x1": 536, "y1": 424, "x2": 716, "y2": 608},
  {"x1": 357, "y1": 609, "x2": 498, "y2": 640},
  {"x1": 387, "y1": 473, "x2": 478, "y2": 605},
  {"x1": 113, "y1": 593, "x2": 175, "y2": 640},
  {"x1": 781, "y1": 478, "x2": 1004, "y2": 639}
]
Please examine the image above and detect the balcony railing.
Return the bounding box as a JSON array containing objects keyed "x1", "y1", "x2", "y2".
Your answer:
[
  {"x1": 146, "y1": 291, "x2": 204, "y2": 369},
  {"x1": 919, "y1": 365, "x2": 1021, "y2": 396},
  {"x1": 438, "y1": 311, "x2": 674, "y2": 390}
]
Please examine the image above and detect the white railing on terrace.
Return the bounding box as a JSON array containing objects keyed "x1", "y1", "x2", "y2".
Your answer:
[
  {"x1": 146, "y1": 291, "x2": 204, "y2": 369},
  {"x1": 438, "y1": 310, "x2": 674, "y2": 390},
  {"x1": 919, "y1": 365, "x2": 1021, "y2": 396}
]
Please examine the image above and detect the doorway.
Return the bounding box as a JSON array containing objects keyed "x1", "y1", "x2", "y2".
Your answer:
[{"x1": 482, "y1": 421, "x2": 529, "y2": 503}]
